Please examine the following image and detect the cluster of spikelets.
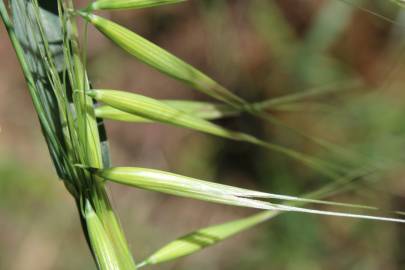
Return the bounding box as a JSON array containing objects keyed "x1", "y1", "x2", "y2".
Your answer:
[{"x1": 1, "y1": 0, "x2": 405, "y2": 269}]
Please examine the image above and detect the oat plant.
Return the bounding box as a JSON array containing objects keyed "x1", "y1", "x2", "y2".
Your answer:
[{"x1": 1, "y1": 0, "x2": 405, "y2": 269}]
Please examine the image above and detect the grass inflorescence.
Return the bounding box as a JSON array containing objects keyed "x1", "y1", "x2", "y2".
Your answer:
[{"x1": 2, "y1": 0, "x2": 405, "y2": 269}]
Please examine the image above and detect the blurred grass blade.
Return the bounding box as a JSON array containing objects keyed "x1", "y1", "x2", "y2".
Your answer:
[
  {"x1": 84, "y1": 200, "x2": 121, "y2": 270},
  {"x1": 251, "y1": 81, "x2": 360, "y2": 112},
  {"x1": 139, "y1": 211, "x2": 277, "y2": 267},
  {"x1": 88, "y1": 0, "x2": 186, "y2": 11},
  {"x1": 79, "y1": 13, "x2": 247, "y2": 108},
  {"x1": 88, "y1": 89, "x2": 341, "y2": 178},
  {"x1": 392, "y1": 0, "x2": 405, "y2": 8},
  {"x1": 95, "y1": 167, "x2": 405, "y2": 223},
  {"x1": 95, "y1": 101, "x2": 239, "y2": 122}
]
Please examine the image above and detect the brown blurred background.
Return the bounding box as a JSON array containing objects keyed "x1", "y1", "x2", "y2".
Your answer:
[{"x1": 2, "y1": 0, "x2": 405, "y2": 269}]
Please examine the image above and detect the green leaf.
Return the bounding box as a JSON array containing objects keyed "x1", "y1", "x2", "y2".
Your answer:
[
  {"x1": 84, "y1": 200, "x2": 122, "y2": 270},
  {"x1": 88, "y1": 0, "x2": 186, "y2": 11},
  {"x1": 88, "y1": 89, "x2": 341, "y2": 177},
  {"x1": 95, "y1": 166, "x2": 405, "y2": 223},
  {"x1": 139, "y1": 211, "x2": 276, "y2": 267},
  {"x1": 95, "y1": 100, "x2": 239, "y2": 122},
  {"x1": 79, "y1": 13, "x2": 247, "y2": 108}
]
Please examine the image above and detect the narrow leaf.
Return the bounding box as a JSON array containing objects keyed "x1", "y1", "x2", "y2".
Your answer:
[
  {"x1": 79, "y1": 13, "x2": 247, "y2": 108},
  {"x1": 88, "y1": 0, "x2": 186, "y2": 11},
  {"x1": 139, "y1": 211, "x2": 276, "y2": 267},
  {"x1": 96, "y1": 166, "x2": 405, "y2": 223}
]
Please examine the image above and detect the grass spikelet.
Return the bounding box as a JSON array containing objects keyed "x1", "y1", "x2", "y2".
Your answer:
[
  {"x1": 3, "y1": 1, "x2": 405, "y2": 269},
  {"x1": 84, "y1": 200, "x2": 122, "y2": 270},
  {"x1": 87, "y1": 0, "x2": 186, "y2": 11},
  {"x1": 88, "y1": 89, "x2": 342, "y2": 178},
  {"x1": 79, "y1": 13, "x2": 247, "y2": 108},
  {"x1": 139, "y1": 211, "x2": 277, "y2": 267},
  {"x1": 95, "y1": 100, "x2": 239, "y2": 122},
  {"x1": 95, "y1": 166, "x2": 405, "y2": 223}
]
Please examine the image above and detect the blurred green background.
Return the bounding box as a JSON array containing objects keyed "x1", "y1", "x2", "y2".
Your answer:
[{"x1": 2, "y1": 0, "x2": 405, "y2": 269}]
